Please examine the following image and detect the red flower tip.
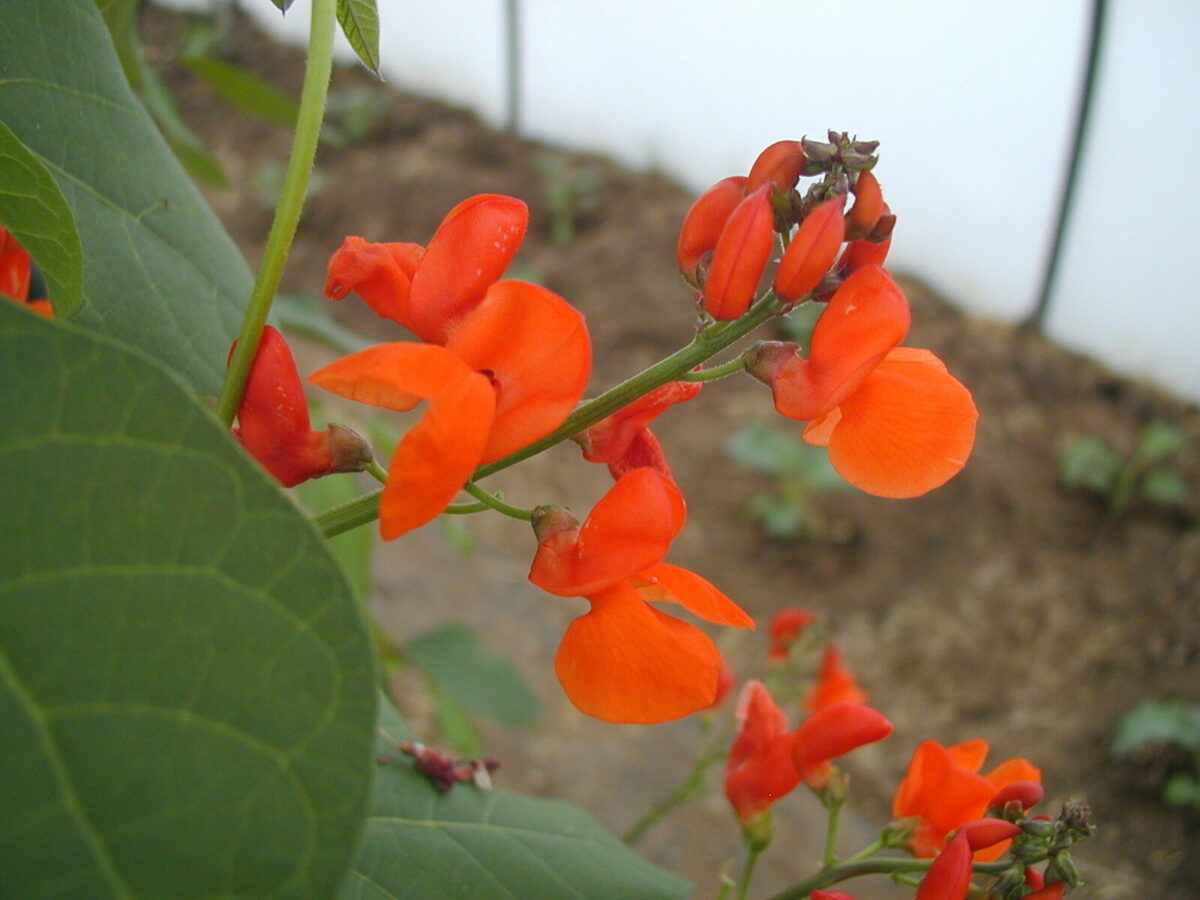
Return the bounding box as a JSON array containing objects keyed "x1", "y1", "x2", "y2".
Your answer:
[
  {"x1": 1026, "y1": 883, "x2": 1066, "y2": 900},
  {"x1": 0, "y1": 225, "x2": 32, "y2": 302},
  {"x1": 915, "y1": 830, "x2": 973, "y2": 900},
  {"x1": 582, "y1": 379, "x2": 702, "y2": 481},
  {"x1": 703, "y1": 185, "x2": 775, "y2": 320},
  {"x1": 845, "y1": 170, "x2": 884, "y2": 241},
  {"x1": 958, "y1": 817, "x2": 1022, "y2": 851},
  {"x1": 811, "y1": 892, "x2": 856, "y2": 900},
  {"x1": 989, "y1": 779, "x2": 1044, "y2": 813},
  {"x1": 792, "y1": 701, "x2": 892, "y2": 785},
  {"x1": 233, "y1": 326, "x2": 354, "y2": 488},
  {"x1": 677, "y1": 176, "x2": 748, "y2": 275},
  {"x1": 804, "y1": 644, "x2": 867, "y2": 711},
  {"x1": 839, "y1": 202, "x2": 894, "y2": 274},
  {"x1": 746, "y1": 140, "x2": 808, "y2": 193},
  {"x1": 706, "y1": 658, "x2": 736, "y2": 709},
  {"x1": 774, "y1": 196, "x2": 845, "y2": 302},
  {"x1": 767, "y1": 606, "x2": 814, "y2": 662}
]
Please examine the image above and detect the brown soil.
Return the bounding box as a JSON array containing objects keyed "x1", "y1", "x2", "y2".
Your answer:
[{"x1": 148, "y1": 6, "x2": 1200, "y2": 898}]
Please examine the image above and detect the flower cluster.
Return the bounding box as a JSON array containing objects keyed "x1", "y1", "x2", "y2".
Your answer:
[{"x1": 679, "y1": 135, "x2": 978, "y2": 498}]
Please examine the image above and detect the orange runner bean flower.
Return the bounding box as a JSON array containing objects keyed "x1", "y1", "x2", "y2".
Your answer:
[
  {"x1": 313, "y1": 279, "x2": 591, "y2": 538},
  {"x1": 725, "y1": 680, "x2": 893, "y2": 820},
  {"x1": 578, "y1": 379, "x2": 702, "y2": 482},
  {"x1": 747, "y1": 265, "x2": 978, "y2": 498},
  {"x1": 893, "y1": 739, "x2": 1042, "y2": 860},
  {"x1": 529, "y1": 468, "x2": 753, "y2": 723},
  {"x1": 676, "y1": 175, "x2": 748, "y2": 277},
  {"x1": 773, "y1": 196, "x2": 845, "y2": 303},
  {"x1": 232, "y1": 326, "x2": 370, "y2": 487}
]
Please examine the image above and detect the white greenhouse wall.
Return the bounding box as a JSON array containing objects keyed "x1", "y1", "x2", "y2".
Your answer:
[{"x1": 215, "y1": 0, "x2": 1197, "y2": 400}]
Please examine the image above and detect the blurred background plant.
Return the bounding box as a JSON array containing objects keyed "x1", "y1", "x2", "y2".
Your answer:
[
  {"x1": 1058, "y1": 420, "x2": 1190, "y2": 517},
  {"x1": 534, "y1": 150, "x2": 605, "y2": 245},
  {"x1": 1112, "y1": 699, "x2": 1200, "y2": 811}
]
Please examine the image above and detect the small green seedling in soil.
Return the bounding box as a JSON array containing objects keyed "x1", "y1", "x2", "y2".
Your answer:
[
  {"x1": 1112, "y1": 699, "x2": 1200, "y2": 810},
  {"x1": 724, "y1": 420, "x2": 849, "y2": 539},
  {"x1": 322, "y1": 86, "x2": 393, "y2": 146},
  {"x1": 1058, "y1": 420, "x2": 1189, "y2": 516},
  {"x1": 534, "y1": 151, "x2": 606, "y2": 245}
]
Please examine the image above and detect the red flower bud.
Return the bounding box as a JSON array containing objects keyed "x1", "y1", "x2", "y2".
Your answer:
[
  {"x1": 676, "y1": 176, "x2": 748, "y2": 274},
  {"x1": 811, "y1": 892, "x2": 856, "y2": 900},
  {"x1": 747, "y1": 140, "x2": 807, "y2": 193},
  {"x1": 1026, "y1": 884, "x2": 1066, "y2": 900},
  {"x1": 989, "y1": 780, "x2": 1044, "y2": 812},
  {"x1": 959, "y1": 817, "x2": 1022, "y2": 851},
  {"x1": 767, "y1": 606, "x2": 814, "y2": 662},
  {"x1": 774, "y1": 197, "x2": 845, "y2": 302},
  {"x1": 845, "y1": 170, "x2": 884, "y2": 241},
  {"x1": 915, "y1": 830, "x2": 973, "y2": 900},
  {"x1": 703, "y1": 185, "x2": 775, "y2": 320},
  {"x1": 0, "y1": 226, "x2": 31, "y2": 302}
]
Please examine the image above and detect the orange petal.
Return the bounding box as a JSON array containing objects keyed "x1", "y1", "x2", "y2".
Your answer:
[
  {"x1": 803, "y1": 347, "x2": 977, "y2": 498},
  {"x1": 773, "y1": 196, "x2": 845, "y2": 302},
  {"x1": 791, "y1": 702, "x2": 893, "y2": 778},
  {"x1": 554, "y1": 582, "x2": 722, "y2": 723},
  {"x1": 325, "y1": 236, "x2": 424, "y2": 329},
  {"x1": 985, "y1": 757, "x2": 1042, "y2": 790},
  {"x1": 310, "y1": 344, "x2": 495, "y2": 539},
  {"x1": 845, "y1": 170, "x2": 884, "y2": 241},
  {"x1": 915, "y1": 831, "x2": 972, "y2": 900},
  {"x1": 408, "y1": 194, "x2": 528, "y2": 343},
  {"x1": 703, "y1": 184, "x2": 775, "y2": 320},
  {"x1": 725, "y1": 680, "x2": 801, "y2": 820},
  {"x1": 583, "y1": 380, "x2": 702, "y2": 466},
  {"x1": 446, "y1": 279, "x2": 591, "y2": 462},
  {"x1": 635, "y1": 562, "x2": 754, "y2": 628},
  {"x1": 677, "y1": 176, "x2": 748, "y2": 273},
  {"x1": 602, "y1": 427, "x2": 675, "y2": 483},
  {"x1": 529, "y1": 468, "x2": 682, "y2": 596},
  {"x1": 771, "y1": 266, "x2": 910, "y2": 421},
  {"x1": 893, "y1": 740, "x2": 997, "y2": 857},
  {"x1": 946, "y1": 739, "x2": 990, "y2": 774},
  {"x1": 804, "y1": 644, "x2": 867, "y2": 711}
]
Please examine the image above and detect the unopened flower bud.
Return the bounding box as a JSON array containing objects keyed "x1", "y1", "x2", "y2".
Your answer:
[
  {"x1": 869, "y1": 212, "x2": 897, "y2": 242},
  {"x1": 677, "y1": 176, "x2": 748, "y2": 274},
  {"x1": 703, "y1": 185, "x2": 775, "y2": 320},
  {"x1": 959, "y1": 817, "x2": 1022, "y2": 851},
  {"x1": 989, "y1": 780, "x2": 1044, "y2": 814},
  {"x1": 802, "y1": 137, "x2": 839, "y2": 164},
  {"x1": 747, "y1": 140, "x2": 808, "y2": 193},
  {"x1": 844, "y1": 171, "x2": 884, "y2": 241},
  {"x1": 850, "y1": 139, "x2": 880, "y2": 156},
  {"x1": 1020, "y1": 818, "x2": 1057, "y2": 838},
  {"x1": 774, "y1": 196, "x2": 846, "y2": 303},
  {"x1": 1045, "y1": 851, "x2": 1081, "y2": 887}
]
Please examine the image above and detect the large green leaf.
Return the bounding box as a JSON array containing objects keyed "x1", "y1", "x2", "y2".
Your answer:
[
  {"x1": 0, "y1": 0, "x2": 253, "y2": 393},
  {"x1": 0, "y1": 121, "x2": 82, "y2": 311},
  {"x1": 340, "y1": 704, "x2": 692, "y2": 900},
  {"x1": 0, "y1": 302, "x2": 378, "y2": 899}
]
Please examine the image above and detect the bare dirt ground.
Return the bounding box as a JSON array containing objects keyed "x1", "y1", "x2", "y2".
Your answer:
[{"x1": 148, "y1": 6, "x2": 1200, "y2": 898}]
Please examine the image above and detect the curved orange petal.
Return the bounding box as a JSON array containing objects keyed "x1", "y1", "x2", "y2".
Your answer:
[
  {"x1": 894, "y1": 740, "x2": 997, "y2": 857},
  {"x1": 310, "y1": 343, "x2": 495, "y2": 539},
  {"x1": 447, "y1": 279, "x2": 591, "y2": 462},
  {"x1": 554, "y1": 582, "x2": 723, "y2": 723},
  {"x1": 804, "y1": 645, "x2": 867, "y2": 711},
  {"x1": 325, "y1": 236, "x2": 424, "y2": 329},
  {"x1": 792, "y1": 702, "x2": 893, "y2": 780},
  {"x1": 915, "y1": 831, "x2": 972, "y2": 900},
  {"x1": 583, "y1": 380, "x2": 702, "y2": 466},
  {"x1": 529, "y1": 468, "x2": 682, "y2": 596},
  {"x1": 845, "y1": 171, "x2": 884, "y2": 241},
  {"x1": 635, "y1": 562, "x2": 754, "y2": 628},
  {"x1": 602, "y1": 427, "x2": 675, "y2": 482},
  {"x1": 984, "y1": 757, "x2": 1042, "y2": 789},
  {"x1": 771, "y1": 266, "x2": 910, "y2": 421},
  {"x1": 947, "y1": 739, "x2": 990, "y2": 773},
  {"x1": 0, "y1": 226, "x2": 32, "y2": 301},
  {"x1": 804, "y1": 347, "x2": 977, "y2": 498},
  {"x1": 746, "y1": 140, "x2": 807, "y2": 193},
  {"x1": 703, "y1": 185, "x2": 775, "y2": 320},
  {"x1": 408, "y1": 194, "x2": 528, "y2": 343}
]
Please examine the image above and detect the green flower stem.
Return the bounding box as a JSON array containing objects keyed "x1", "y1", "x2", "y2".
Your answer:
[
  {"x1": 214, "y1": 0, "x2": 337, "y2": 427},
  {"x1": 313, "y1": 293, "x2": 785, "y2": 537},
  {"x1": 462, "y1": 482, "x2": 534, "y2": 521},
  {"x1": 762, "y1": 856, "x2": 1020, "y2": 900},
  {"x1": 823, "y1": 798, "x2": 844, "y2": 867},
  {"x1": 367, "y1": 459, "x2": 389, "y2": 485},
  {"x1": 736, "y1": 839, "x2": 768, "y2": 900},
  {"x1": 444, "y1": 500, "x2": 490, "y2": 515},
  {"x1": 678, "y1": 354, "x2": 748, "y2": 382},
  {"x1": 622, "y1": 717, "x2": 736, "y2": 844}
]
